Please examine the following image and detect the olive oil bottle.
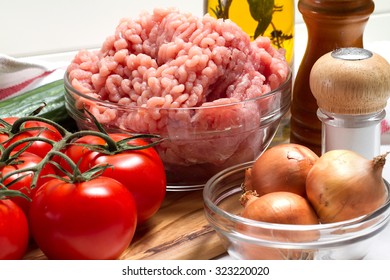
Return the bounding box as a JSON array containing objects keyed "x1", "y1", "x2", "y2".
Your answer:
[{"x1": 204, "y1": 0, "x2": 295, "y2": 65}]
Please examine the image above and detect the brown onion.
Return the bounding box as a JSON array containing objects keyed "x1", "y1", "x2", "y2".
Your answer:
[
  {"x1": 244, "y1": 143, "x2": 319, "y2": 197},
  {"x1": 306, "y1": 150, "x2": 389, "y2": 223},
  {"x1": 237, "y1": 191, "x2": 319, "y2": 260},
  {"x1": 240, "y1": 191, "x2": 319, "y2": 226}
]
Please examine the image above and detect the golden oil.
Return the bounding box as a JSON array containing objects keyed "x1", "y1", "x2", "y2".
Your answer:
[{"x1": 204, "y1": 0, "x2": 294, "y2": 65}]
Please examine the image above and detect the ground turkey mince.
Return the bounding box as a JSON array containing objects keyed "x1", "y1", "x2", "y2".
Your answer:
[{"x1": 67, "y1": 8, "x2": 290, "y2": 184}]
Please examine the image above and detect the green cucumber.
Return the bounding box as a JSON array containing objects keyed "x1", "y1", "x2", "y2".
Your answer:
[{"x1": 0, "y1": 79, "x2": 68, "y2": 123}]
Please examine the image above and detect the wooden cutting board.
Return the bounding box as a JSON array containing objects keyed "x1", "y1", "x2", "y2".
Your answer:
[{"x1": 23, "y1": 190, "x2": 227, "y2": 260}]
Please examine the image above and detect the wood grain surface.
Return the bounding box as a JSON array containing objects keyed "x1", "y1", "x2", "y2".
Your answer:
[{"x1": 23, "y1": 189, "x2": 226, "y2": 260}]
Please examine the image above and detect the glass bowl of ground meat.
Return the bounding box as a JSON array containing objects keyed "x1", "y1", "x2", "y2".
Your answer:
[{"x1": 64, "y1": 8, "x2": 292, "y2": 190}]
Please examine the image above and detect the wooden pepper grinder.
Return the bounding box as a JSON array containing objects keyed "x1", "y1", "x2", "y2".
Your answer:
[
  {"x1": 310, "y1": 48, "x2": 390, "y2": 159},
  {"x1": 289, "y1": 0, "x2": 375, "y2": 155}
]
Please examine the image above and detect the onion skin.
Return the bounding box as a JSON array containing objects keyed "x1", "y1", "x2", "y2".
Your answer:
[
  {"x1": 237, "y1": 191, "x2": 319, "y2": 260},
  {"x1": 240, "y1": 191, "x2": 319, "y2": 228},
  {"x1": 306, "y1": 150, "x2": 389, "y2": 223},
  {"x1": 245, "y1": 143, "x2": 319, "y2": 197}
]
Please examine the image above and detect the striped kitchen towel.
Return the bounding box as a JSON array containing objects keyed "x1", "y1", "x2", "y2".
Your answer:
[{"x1": 0, "y1": 54, "x2": 67, "y2": 101}]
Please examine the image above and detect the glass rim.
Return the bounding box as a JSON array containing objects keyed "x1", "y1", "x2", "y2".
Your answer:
[
  {"x1": 203, "y1": 161, "x2": 390, "y2": 232},
  {"x1": 64, "y1": 70, "x2": 292, "y2": 111}
]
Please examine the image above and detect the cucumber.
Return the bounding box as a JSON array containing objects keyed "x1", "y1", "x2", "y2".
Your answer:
[{"x1": 0, "y1": 79, "x2": 69, "y2": 123}]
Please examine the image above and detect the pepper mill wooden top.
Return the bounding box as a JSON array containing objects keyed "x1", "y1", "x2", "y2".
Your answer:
[{"x1": 310, "y1": 48, "x2": 390, "y2": 115}]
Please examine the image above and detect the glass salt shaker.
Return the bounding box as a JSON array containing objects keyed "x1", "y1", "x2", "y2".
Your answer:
[{"x1": 310, "y1": 48, "x2": 390, "y2": 159}]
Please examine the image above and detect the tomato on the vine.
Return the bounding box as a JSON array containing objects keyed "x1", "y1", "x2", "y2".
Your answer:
[
  {"x1": 0, "y1": 117, "x2": 62, "y2": 159},
  {"x1": 0, "y1": 198, "x2": 29, "y2": 259},
  {"x1": 0, "y1": 151, "x2": 56, "y2": 215},
  {"x1": 60, "y1": 133, "x2": 166, "y2": 224},
  {"x1": 29, "y1": 176, "x2": 137, "y2": 260}
]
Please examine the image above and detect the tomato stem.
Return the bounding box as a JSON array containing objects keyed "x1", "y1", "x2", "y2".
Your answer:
[
  {"x1": 0, "y1": 136, "x2": 57, "y2": 162},
  {"x1": 65, "y1": 130, "x2": 119, "y2": 152},
  {"x1": 116, "y1": 134, "x2": 164, "y2": 151},
  {"x1": 47, "y1": 150, "x2": 112, "y2": 183},
  {"x1": 0, "y1": 118, "x2": 13, "y2": 134},
  {"x1": 10, "y1": 116, "x2": 69, "y2": 137},
  {"x1": 83, "y1": 107, "x2": 110, "y2": 135},
  {"x1": 0, "y1": 185, "x2": 31, "y2": 201}
]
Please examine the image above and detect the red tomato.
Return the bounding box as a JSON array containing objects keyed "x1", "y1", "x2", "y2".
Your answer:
[
  {"x1": 0, "y1": 151, "x2": 56, "y2": 215},
  {"x1": 0, "y1": 199, "x2": 29, "y2": 259},
  {"x1": 0, "y1": 117, "x2": 62, "y2": 159},
  {"x1": 60, "y1": 134, "x2": 166, "y2": 224},
  {"x1": 29, "y1": 176, "x2": 137, "y2": 260}
]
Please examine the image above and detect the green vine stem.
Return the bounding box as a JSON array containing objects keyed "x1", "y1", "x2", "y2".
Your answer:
[
  {"x1": 115, "y1": 134, "x2": 166, "y2": 151},
  {"x1": 0, "y1": 136, "x2": 57, "y2": 163},
  {"x1": 10, "y1": 115, "x2": 69, "y2": 137},
  {"x1": 0, "y1": 136, "x2": 61, "y2": 190},
  {"x1": 0, "y1": 186, "x2": 31, "y2": 201},
  {"x1": 64, "y1": 130, "x2": 120, "y2": 153},
  {"x1": 47, "y1": 150, "x2": 112, "y2": 184},
  {"x1": 0, "y1": 119, "x2": 12, "y2": 133}
]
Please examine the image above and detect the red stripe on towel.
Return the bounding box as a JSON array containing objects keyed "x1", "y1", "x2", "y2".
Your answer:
[
  {"x1": 0, "y1": 70, "x2": 54, "y2": 100},
  {"x1": 382, "y1": 119, "x2": 390, "y2": 134}
]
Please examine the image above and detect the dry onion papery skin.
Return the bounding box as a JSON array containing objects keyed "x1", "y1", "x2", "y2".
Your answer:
[
  {"x1": 244, "y1": 143, "x2": 319, "y2": 198},
  {"x1": 236, "y1": 191, "x2": 320, "y2": 260},
  {"x1": 306, "y1": 149, "x2": 389, "y2": 224}
]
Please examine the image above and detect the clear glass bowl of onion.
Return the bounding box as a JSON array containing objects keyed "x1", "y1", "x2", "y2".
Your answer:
[{"x1": 203, "y1": 161, "x2": 390, "y2": 260}]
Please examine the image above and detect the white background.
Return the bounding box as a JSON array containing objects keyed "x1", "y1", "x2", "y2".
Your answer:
[{"x1": 1, "y1": 0, "x2": 390, "y2": 57}]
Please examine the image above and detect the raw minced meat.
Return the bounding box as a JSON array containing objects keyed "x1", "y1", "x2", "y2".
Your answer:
[{"x1": 67, "y1": 8, "x2": 290, "y2": 185}]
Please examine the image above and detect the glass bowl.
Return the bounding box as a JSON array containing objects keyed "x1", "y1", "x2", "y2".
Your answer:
[
  {"x1": 64, "y1": 72, "x2": 291, "y2": 191},
  {"x1": 203, "y1": 161, "x2": 390, "y2": 260}
]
